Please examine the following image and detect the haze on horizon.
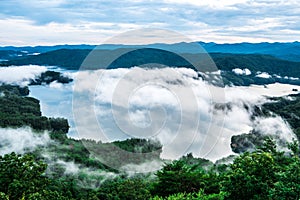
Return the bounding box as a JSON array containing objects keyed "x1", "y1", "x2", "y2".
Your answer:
[{"x1": 0, "y1": 0, "x2": 300, "y2": 46}]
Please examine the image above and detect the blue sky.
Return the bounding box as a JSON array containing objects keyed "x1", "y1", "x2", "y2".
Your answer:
[{"x1": 0, "y1": 0, "x2": 299, "y2": 45}]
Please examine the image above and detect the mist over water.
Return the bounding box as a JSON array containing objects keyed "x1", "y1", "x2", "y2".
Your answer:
[
  {"x1": 0, "y1": 65, "x2": 47, "y2": 86},
  {"x1": 26, "y1": 66, "x2": 299, "y2": 161}
]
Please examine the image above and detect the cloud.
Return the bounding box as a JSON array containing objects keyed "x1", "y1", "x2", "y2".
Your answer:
[
  {"x1": 253, "y1": 116, "x2": 294, "y2": 143},
  {"x1": 0, "y1": 0, "x2": 300, "y2": 45},
  {"x1": 55, "y1": 160, "x2": 81, "y2": 174},
  {"x1": 256, "y1": 72, "x2": 272, "y2": 78},
  {"x1": 49, "y1": 81, "x2": 64, "y2": 89},
  {"x1": 120, "y1": 159, "x2": 164, "y2": 175},
  {"x1": 72, "y1": 67, "x2": 297, "y2": 162},
  {"x1": 0, "y1": 127, "x2": 51, "y2": 155},
  {"x1": 0, "y1": 65, "x2": 47, "y2": 86},
  {"x1": 44, "y1": 156, "x2": 117, "y2": 188},
  {"x1": 233, "y1": 116, "x2": 296, "y2": 153},
  {"x1": 283, "y1": 76, "x2": 300, "y2": 81},
  {"x1": 163, "y1": 0, "x2": 246, "y2": 9},
  {"x1": 232, "y1": 68, "x2": 251, "y2": 76},
  {"x1": 242, "y1": 83, "x2": 300, "y2": 97},
  {"x1": 0, "y1": 125, "x2": 117, "y2": 187}
]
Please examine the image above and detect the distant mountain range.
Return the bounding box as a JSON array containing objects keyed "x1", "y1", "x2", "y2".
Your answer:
[
  {"x1": 0, "y1": 42, "x2": 300, "y2": 86},
  {"x1": 1, "y1": 41, "x2": 300, "y2": 62}
]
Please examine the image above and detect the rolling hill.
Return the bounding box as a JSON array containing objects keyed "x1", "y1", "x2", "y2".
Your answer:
[{"x1": 1, "y1": 48, "x2": 300, "y2": 86}]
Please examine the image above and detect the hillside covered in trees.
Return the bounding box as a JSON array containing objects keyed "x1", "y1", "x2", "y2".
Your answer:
[
  {"x1": 0, "y1": 83, "x2": 299, "y2": 199},
  {"x1": 1, "y1": 48, "x2": 300, "y2": 86}
]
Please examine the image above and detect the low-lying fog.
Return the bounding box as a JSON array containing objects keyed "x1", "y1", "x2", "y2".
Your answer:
[{"x1": 1, "y1": 65, "x2": 299, "y2": 162}]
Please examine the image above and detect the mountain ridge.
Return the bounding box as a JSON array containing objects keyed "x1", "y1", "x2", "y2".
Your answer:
[{"x1": 1, "y1": 41, "x2": 299, "y2": 62}]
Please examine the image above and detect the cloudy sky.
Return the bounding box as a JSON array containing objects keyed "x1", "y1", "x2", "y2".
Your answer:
[{"x1": 0, "y1": 0, "x2": 299, "y2": 45}]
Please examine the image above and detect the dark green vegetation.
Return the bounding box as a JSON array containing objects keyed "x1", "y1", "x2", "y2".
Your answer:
[
  {"x1": 31, "y1": 71, "x2": 73, "y2": 85},
  {"x1": 231, "y1": 130, "x2": 266, "y2": 154},
  {"x1": 0, "y1": 43, "x2": 299, "y2": 199},
  {"x1": 0, "y1": 49, "x2": 91, "y2": 70},
  {"x1": 0, "y1": 153, "x2": 49, "y2": 200},
  {"x1": 263, "y1": 93, "x2": 300, "y2": 139},
  {"x1": 1, "y1": 48, "x2": 300, "y2": 86},
  {"x1": 231, "y1": 93, "x2": 300, "y2": 154},
  {"x1": 218, "y1": 54, "x2": 300, "y2": 86},
  {"x1": 0, "y1": 85, "x2": 162, "y2": 199},
  {"x1": 0, "y1": 84, "x2": 299, "y2": 199},
  {"x1": 0, "y1": 50, "x2": 28, "y2": 61},
  {"x1": 0, "y1": 139, "x2": 299, "y2": 199},
  {"x1": 0, "y1": 68, "x2": 72, "y2": 86},
  {"x1": 0, "y1": 84, "x2": 162, "y2": 167},
  {"x1": 0, "y1": 84, "x2": 69, "y2": 132}
]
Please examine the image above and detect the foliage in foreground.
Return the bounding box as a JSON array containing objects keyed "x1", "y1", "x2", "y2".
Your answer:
[{"x1": 0, "y1": 139, "x2": 299, "y2": 200}]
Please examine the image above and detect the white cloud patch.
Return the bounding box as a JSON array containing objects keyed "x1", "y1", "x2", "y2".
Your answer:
[
  {"x1": 274, "y1": 74, "x2": 282, "y2": 78},
  {"x1": 237, "y1": 83, "x2": 300, "y2": 97},
  {"x1": 256, "y1": 72, "x2": 272, "y2": 79},
  {"x1": 120, "y1": 159, "x2": 164, "y2": 176},
  {"x1": 44, "y1": 157, "x2": 117, "y2": 188},
  {"x1": 0, "y1": 65, "x2": 47, "y2": 86},
  {"x1": 0, "y1": 127, "x2": 51, "y2": 155},
  {"x1": 253, "y1": 116, "x2": 294, "y2": 143},
  {"x1": 49, "y1": 81, "x2": 64, "y2": 89},
  {"x1": 232, "y1": 68, "x2": 251, "y2": 75},
  {"x1": 0, "y1": 125, "x2": 117, "y2": 185},
  {"x1": 1, "y1": 0, "x2": 300, "y2": 45},
  {"x1": 288, "y1": 77, "x2": 299, "y2": 80},
  {"x1": 72, "y1": 67, "x2": 298, "y2": 162},
  {"x1": 55, "y1": 160, "x2": 81, "y2": 175}
]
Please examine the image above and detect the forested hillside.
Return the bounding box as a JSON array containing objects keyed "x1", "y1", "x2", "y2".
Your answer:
[
  {"x1": 0, "y1": 84, "x2": 299, "y2": 199},
  {"x1": 2, "y1": 48, "x2": 300, "y2": 86}
]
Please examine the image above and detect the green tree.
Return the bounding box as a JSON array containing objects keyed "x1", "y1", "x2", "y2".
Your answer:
[
  {"x1": 269, "y1": 140, "x2": 300, "y2": 199},
  {"x1": 223, "y1": 151, "x2": 277, "y2": 200},
  {"x1": 27, "y1": 190, "x2": 70, "y2": 200},
  {"x1": 222, "y1": 138, "x2": 296, "y2": 200},
  {"x1": 97, "y1": 177, "x2": 151, "y2": 200},
  {"x1": 0, "y1": 152, "x2": 48, "y2": 199},
  {"x1": 152, "y1": 160, "x2": 218, "y2": 197},
  {"x1": 151, "y1": 190, "x2": 226, "y2": 200}
]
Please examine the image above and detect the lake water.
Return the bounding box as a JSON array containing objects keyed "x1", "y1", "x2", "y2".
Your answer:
[{"x1": 29, "y1": 67, "x2": 300, "y2": 161}]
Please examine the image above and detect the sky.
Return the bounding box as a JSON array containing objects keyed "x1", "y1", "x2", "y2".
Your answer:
[{"x1": 0, "y1": 0, "x2": 300, "y2": 46}]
